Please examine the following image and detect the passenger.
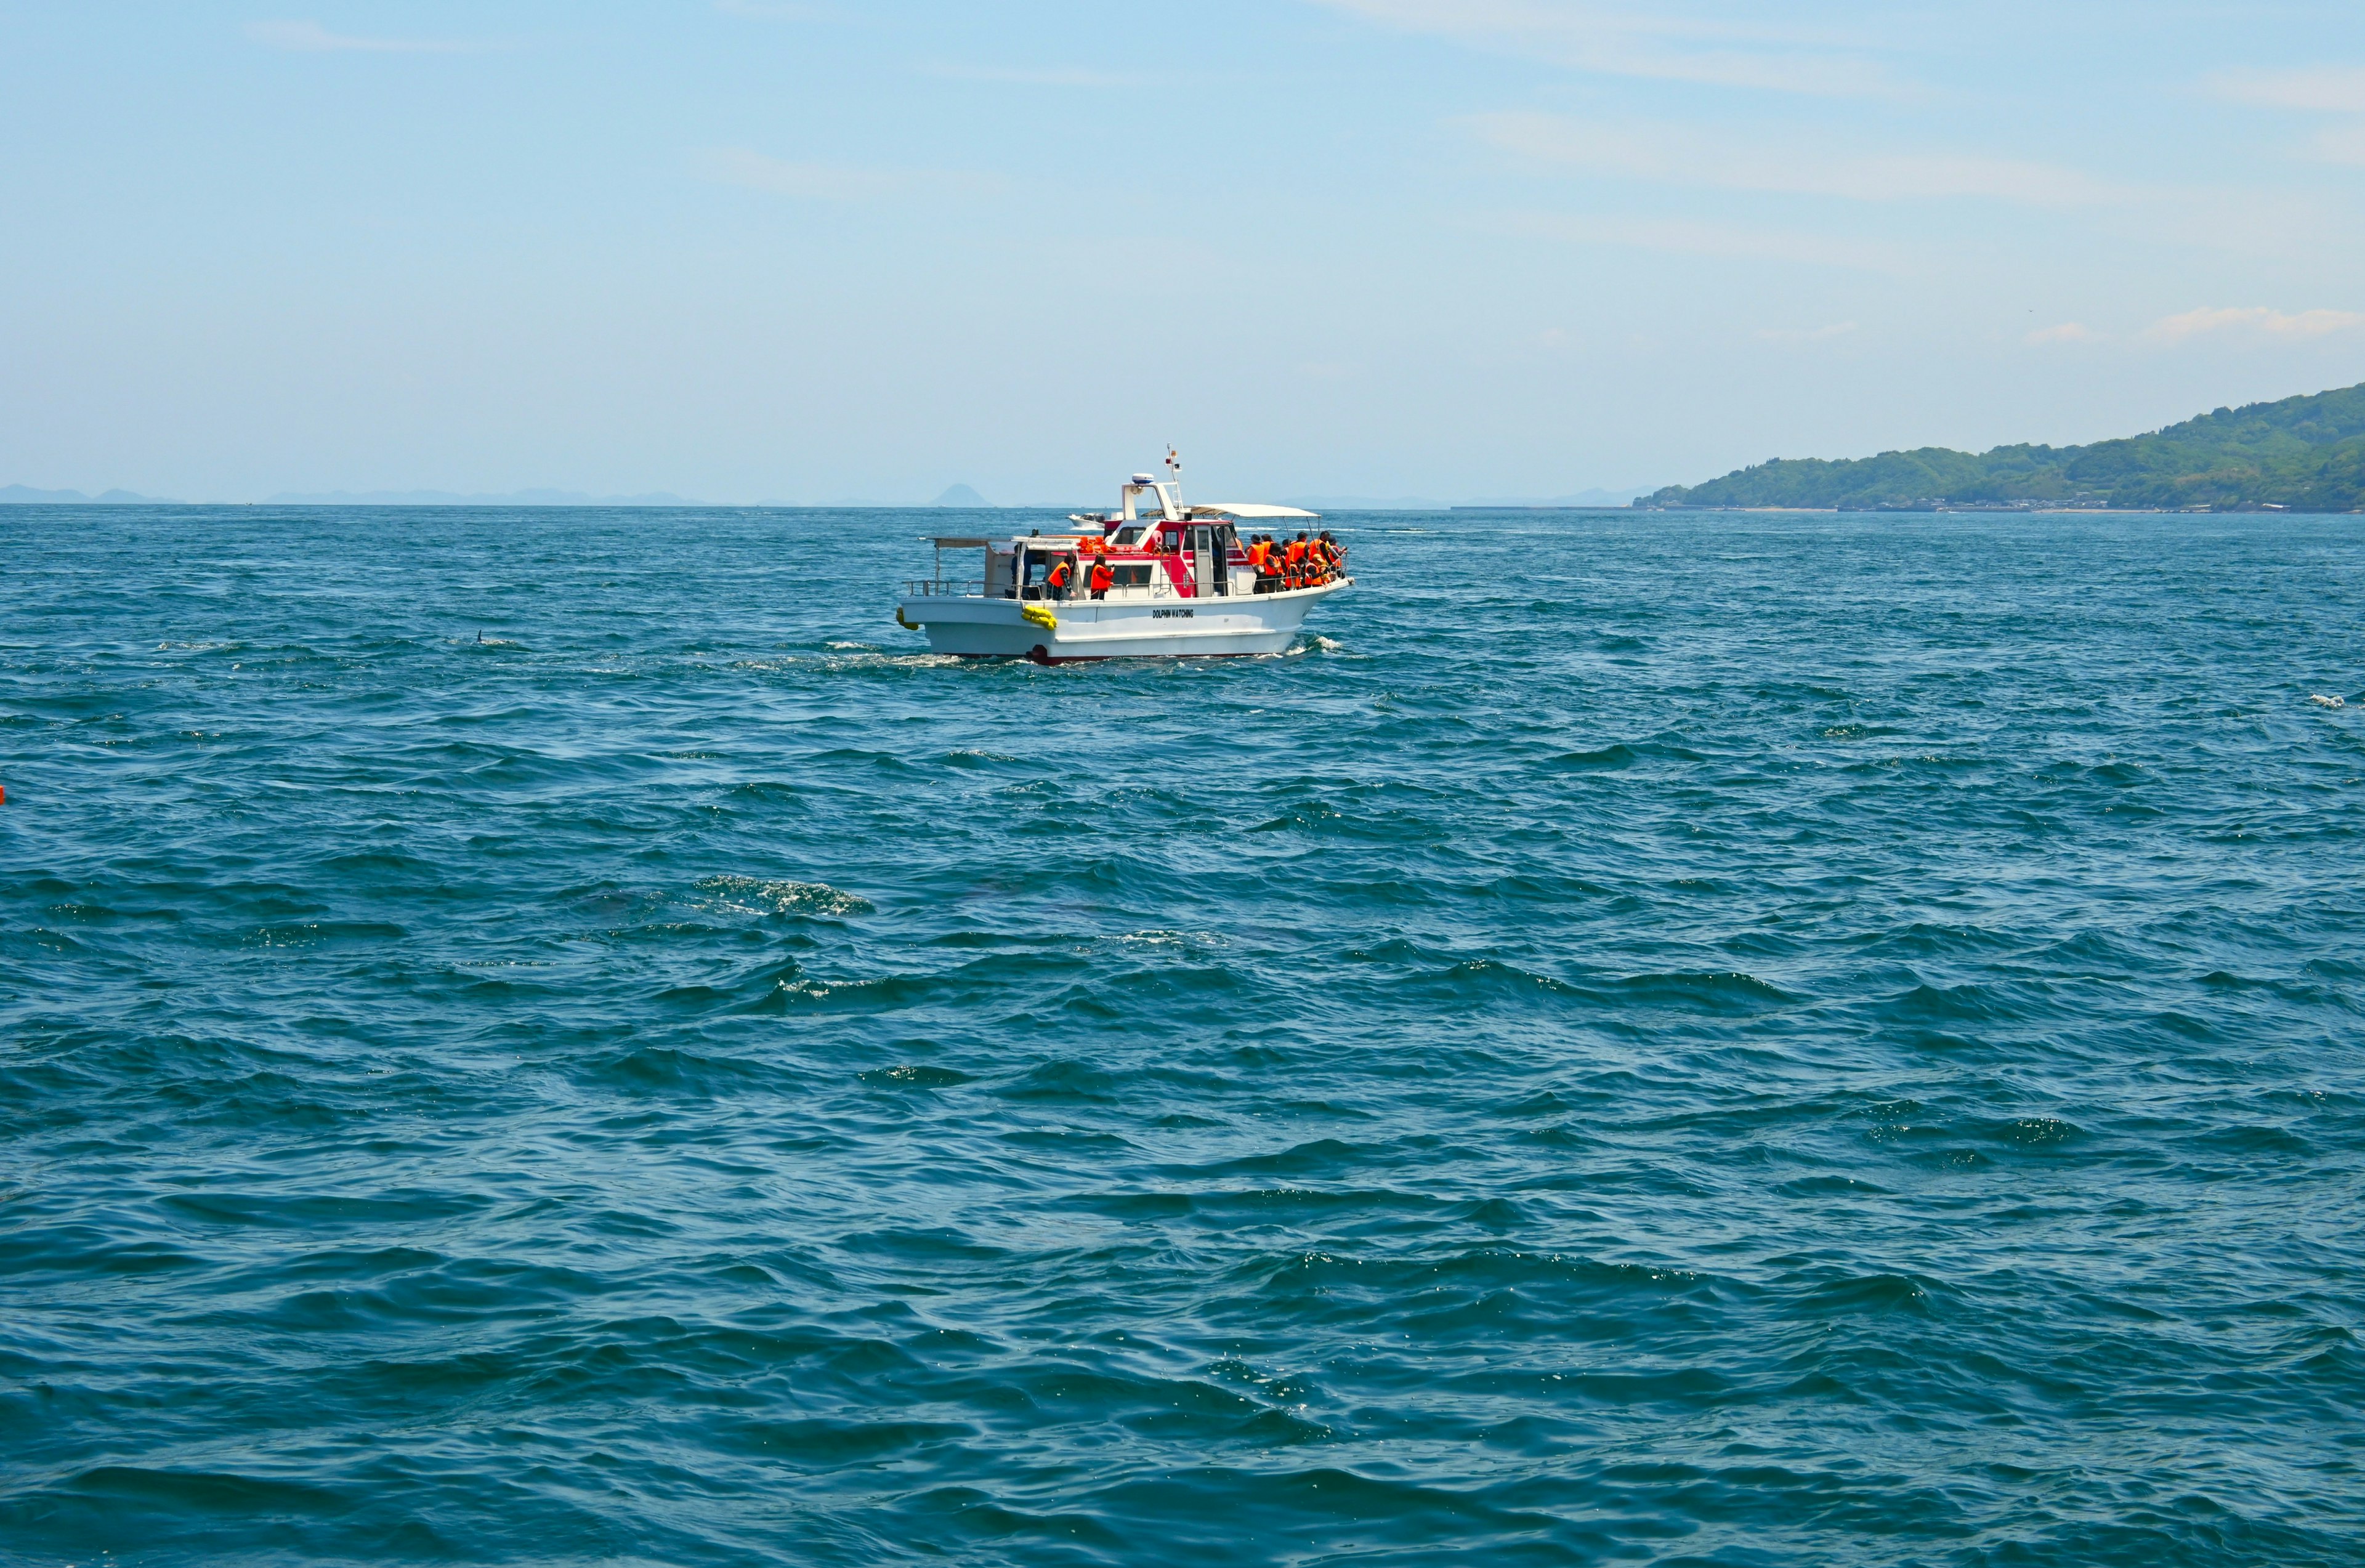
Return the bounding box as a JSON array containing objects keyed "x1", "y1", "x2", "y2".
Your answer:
[
  {"x1": 1046, "y1": 556, "x2": 1074, "y2": 600},
  {"x1": 1089, "y1": 559, "x2": 1114, "y2": 600}
]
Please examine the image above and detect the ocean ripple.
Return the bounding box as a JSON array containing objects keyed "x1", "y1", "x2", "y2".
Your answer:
[{"x1": 3, "y1": 505, "x2": 2363, "y2": 1565}]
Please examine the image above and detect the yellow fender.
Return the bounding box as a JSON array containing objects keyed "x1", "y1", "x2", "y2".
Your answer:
[
  {"x1": 1021, "y1": 604, "x2": 1057, "y2": 632},
  {"x1": 895, "y1": 607, "x2": 920, "y2": 631}
]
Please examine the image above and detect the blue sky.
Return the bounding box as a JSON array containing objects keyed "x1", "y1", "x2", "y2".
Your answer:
[{"x1": 4, "y1": 1, "x2": 2363, "y2": 503}]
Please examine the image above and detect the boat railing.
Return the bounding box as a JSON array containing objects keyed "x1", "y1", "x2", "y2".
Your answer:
[
  {"x1": 900, "y1": 573, "x2": 1219, "y2": 603},
  {"x1": 1002, "y1": 575, "x2": 1184, "y2": 604}
]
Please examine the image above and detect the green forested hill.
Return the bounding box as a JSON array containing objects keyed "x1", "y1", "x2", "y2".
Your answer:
[{"x1": 1639, "y1": 382, "x2": 2365, "y2": 511}]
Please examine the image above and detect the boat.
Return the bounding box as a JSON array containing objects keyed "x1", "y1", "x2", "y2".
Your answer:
[{"x1": 894, "y1": 455, "x2": 1349, "y2": 661}]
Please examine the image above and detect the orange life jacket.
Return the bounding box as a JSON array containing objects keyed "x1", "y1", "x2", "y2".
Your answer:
[
  {"x1": 1090, "y1": 562, "x2": 1114, "y2": 592},
  {"x1": 1048, "y1": 561, "x2": 1072, "y2": 589}
]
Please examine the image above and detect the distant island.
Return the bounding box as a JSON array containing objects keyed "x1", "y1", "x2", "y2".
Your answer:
[{"x1": 1639, "y1": 381, "x2": 2365, "y2": 512}]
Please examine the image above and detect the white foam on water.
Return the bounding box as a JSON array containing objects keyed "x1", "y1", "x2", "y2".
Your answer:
[{"x1": 697, "y1": 875, "x2": 874, "y2": 916}]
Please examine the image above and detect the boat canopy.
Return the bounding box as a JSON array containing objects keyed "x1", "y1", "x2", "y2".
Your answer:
[
  {"x1": 1189, "y1": 503, "x2": 1320, "y2": 520},
  {"x1": 923, "y1": 536, "x2": 992, "y2": 548}
]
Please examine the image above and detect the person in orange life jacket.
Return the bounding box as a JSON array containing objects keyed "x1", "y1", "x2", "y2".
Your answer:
[
  {"x1": 1045, "y1": 556, "x2": 1075, "y2": 599},
  {"x1": 1089, "y1": 559, "x2": 1114, "y2": 599}
]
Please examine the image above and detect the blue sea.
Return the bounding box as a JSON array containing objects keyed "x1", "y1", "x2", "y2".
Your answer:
[{"x1": 4, "y1": 504, "x2": 2362, "y2": 1567}]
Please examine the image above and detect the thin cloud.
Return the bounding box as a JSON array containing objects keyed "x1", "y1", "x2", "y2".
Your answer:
[
  {"x1": 1508, "y1": 212, "x2": 1906, "y2": 273},
  {"x1": 1755, "y1": 322, "x2": 1857, "y2": 344},
  {"x1": 2208, "y1": 67, "x2": 2365, "y2": 114},
  {"x1": 1309, "y1": 0, "x2": 1901, "y2": 99},
  {"x1": 918, "y1": 62, "x2": 1140, "y2": 88},
  {"x1": 2315, "y1": 124, "x2": 2365, "y2": 166},
  {"x1": 1473, "y1": 113, "x2": 2121, "y2": 206},
  {"x1": 693, "y1": 147, "x2": 1000, "y2": 202},
  {"x1": 2027, "y1": 322, "x2": 2099, "y2": 344},
  {"x1": 246, "y1": 20, "x2": 478, "y2": 54},
  {"x1": 2145, "y1": 306, "x2": 2365, "y2": 341},
  {"x1": 2206, "y1": 67, "x2": 2365, "y2": 168}
]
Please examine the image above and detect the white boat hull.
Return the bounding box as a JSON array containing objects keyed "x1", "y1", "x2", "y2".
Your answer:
[{"x1": 899, "y1": 581, "x2": 1348, "y2": 660}]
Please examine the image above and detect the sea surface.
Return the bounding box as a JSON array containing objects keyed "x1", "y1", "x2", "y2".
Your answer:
[{"x1": 3, "y1": 504, "x2": 2362, "y2": 1567}]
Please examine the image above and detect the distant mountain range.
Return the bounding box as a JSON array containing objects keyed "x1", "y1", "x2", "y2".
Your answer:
[
  {"x1": 0, "y1": 483, "x2": 180, "y2": 504},
  {"x1": 0, "y1": 484, "x2": 708, "y2": 506},
  {"x1": 1450, "y1": 488, "x2": 1651, "y2": 511},
  {"x1": 928, "y1": 485, "x2": 1652, "y2": 511},
  {"x1": 263, "y1": 488, "x2": 702, "y2": 507},
  {"x1": 1288, "y1": 488, "x2": 1647, "y2": 511},
  {"x1": 1641, "y1": 381, "x2": 2365, "y2": 512},
  {"x1": 4, "y1": 481, "x2": 1656, "y2": 512}
]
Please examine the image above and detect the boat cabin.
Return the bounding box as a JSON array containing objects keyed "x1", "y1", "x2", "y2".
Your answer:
[{"x1": 909, "y1": 471, "x2": 1321, "y2": 605}]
